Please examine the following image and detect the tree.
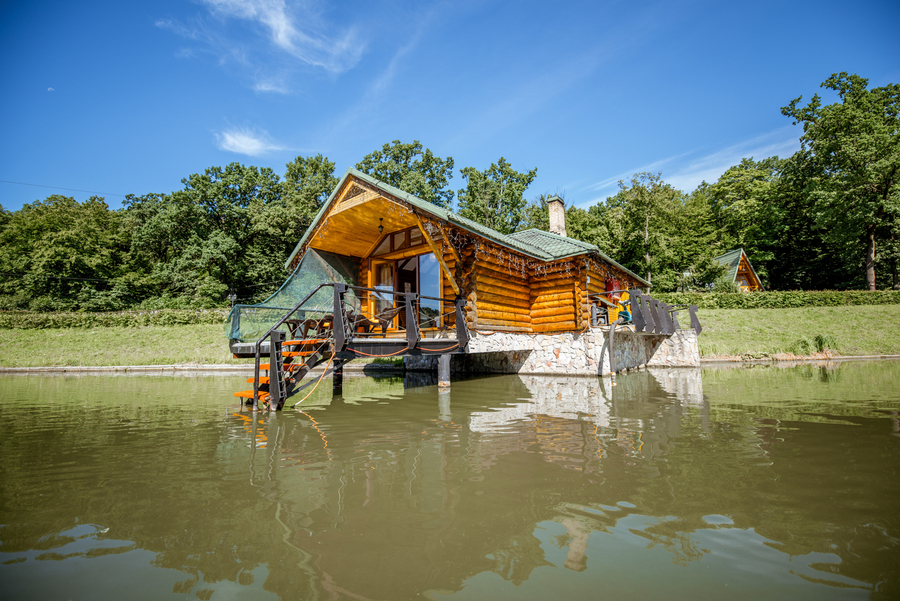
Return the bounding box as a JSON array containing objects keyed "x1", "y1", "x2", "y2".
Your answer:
[
  {"x1": 355, "y1": 140, "x2": 455, "y2": 208},
  {"x1": 665, "y1": 185, "x2": 728, "y2": 290},
  {"x1": 0, "y1": 195, "x2": 131, "y2": 310},
  {"x1": 781, "y1": 72, "x2": 900, "y2": 290},
  {"x1": 457, "y1": 158, "x2": 537, "y2": 234},
  {"x1": 126, "y1": 162, "x2": 285, "y2": 305},
  {"x1": 608, "y1": 172, "x2": 677, "y2": 285},
  {"x1": 707, "y1": 157, "x2": 781, "y2": 283},
  {"x1": 519, "y1": 195, "x2": 551, "y2": 231},
  {"x1": 763, "y1": 151, "x2": 857, "y2": 290},
  {"x1": 281, "y1": 154, "x2": 338, "y2": 232}
]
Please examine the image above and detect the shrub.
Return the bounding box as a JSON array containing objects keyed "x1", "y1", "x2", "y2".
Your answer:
[
  {"x1": 712, "y1": 274, "x2": 742, "y2": 294},
  {"x1": 814, "y1": 333, "x2": 838, "y2": 353},
  {"x1": 0, "y1": 309, "x2": 229, "y2": 329},
  {"x1": 654, "y1": 290, "x2": 900, "y2": 309}
]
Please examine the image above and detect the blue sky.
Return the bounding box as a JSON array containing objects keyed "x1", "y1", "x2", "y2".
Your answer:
[{"x1": 2, "y1": 0, "x2": 898, "y2": 212}]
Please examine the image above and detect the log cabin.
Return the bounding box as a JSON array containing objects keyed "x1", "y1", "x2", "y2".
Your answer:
[
  {"x1": 283, "y1": 168, "x2": 650, "y2": 335},
  {"x1": 228, "y1": 168, "x2": 706, "y2": 409},
  {"x1": 714, "y1": 248, "x2": 763, "y2": 291}
]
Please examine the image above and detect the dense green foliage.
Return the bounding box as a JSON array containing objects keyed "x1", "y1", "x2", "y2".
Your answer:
[
  {"x1": 0, "y1": 74, "x2": 896, "y2": 315},
  {"x1": 355, "y1": 140, "x2": 455, "y2": 209},
  {"x1": 781, "y1": 73, "x2": 900, "y2": 290},
  {"x1": 0, "y1": 309, "x2": 228, "y2": 329},
  {"x1": 655, "y1": 290, "x2": 900, "y2": 309},
  {"x1": 0, "y1": 156, "x2": 336, "y2": 312},
  {"x1": 456, "y1": 158, "x2": 537, "y2": 234}
]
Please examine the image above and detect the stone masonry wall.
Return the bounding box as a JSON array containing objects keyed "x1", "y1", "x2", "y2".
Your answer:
[{"x1": 405, "y1": 327, "x2": 700, "y2": 376}]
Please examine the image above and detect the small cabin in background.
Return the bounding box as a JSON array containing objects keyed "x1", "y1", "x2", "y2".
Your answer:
[
  {"x1": 714, "y1": 248, "x2": 762, "y2": 291},
  {"x1": 284, "y1": 169, "x2": 649, "y2": 335}
]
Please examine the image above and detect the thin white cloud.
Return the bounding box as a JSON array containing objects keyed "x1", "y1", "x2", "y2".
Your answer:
[
  {"x1": 666, "y1": 128, "x2": 800, "y2": 192},
  {"x1": 583, "y1": 151, "x2": 693, "y2": 195},
  {"x1": 47, "y1": 87, "x2": 55, "y2": 92},
  {"x1": 215, "y1": 127, "x2": 286, "y2": 156},
  {"x1": 578, "y1": 127, "x2": 801, "y2": 206},
  {"x1": 199, "y1": 0, "x2": 364, "y2": 74},
  {"x1": 313, "y1": 6, "x2": 438, "y2": 139},
  {"x1": 252, "y1": 78, "x2": 289, "y2": 94}
]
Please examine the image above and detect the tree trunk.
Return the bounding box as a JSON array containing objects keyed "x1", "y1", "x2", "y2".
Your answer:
[
  {"x1": 644, "y1": 213, "x2": 651, "y2": 285},
  {"x1": 865, "y1": 224, "x2": 876, "y2": 291},
  {"x1": 892, "y1": 257, "x2": 899, "y2": 290}
]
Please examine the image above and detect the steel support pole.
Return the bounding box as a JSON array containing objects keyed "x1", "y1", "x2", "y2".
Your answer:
[
  {"x1": 332, "y1": 360, "x2": 343, "y2": 395},
  {"x1": 438, "y1": 354, "x2": 451, "y2": 388}
]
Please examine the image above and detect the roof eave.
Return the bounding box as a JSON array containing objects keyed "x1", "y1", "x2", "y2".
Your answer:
[
  {"x1": 283, "y1": 169, "x2": 358, "y2": 270},
  {"x1": 284, "y1": 168, "x2": 650, "y2": 287}
]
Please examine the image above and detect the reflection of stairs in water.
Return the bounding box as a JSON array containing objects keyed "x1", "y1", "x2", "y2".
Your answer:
[{"x1": 233, "y1": 331, "x2": 334, "y2": 409}]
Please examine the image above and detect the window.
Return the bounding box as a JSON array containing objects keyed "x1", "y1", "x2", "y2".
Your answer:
[
  {"x1": 374, "y1": 262, "x2": 394, "y2": 315},
  {"x1": 372, "y1": 226, "x2": 426, "y2": 257},
  {"x1": 373, "y1": 236, "x2": 391, "y2": 256},
  {"x1": 419, "y1": 253, "x2": 442, "y2": 328}
]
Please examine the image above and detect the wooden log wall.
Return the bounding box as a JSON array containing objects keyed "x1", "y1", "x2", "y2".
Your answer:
[
  {"x1": 529, "y1": 261, "x2": 581, "y2": 332},
  {"x1": 433, "y1": 224, "x2": 472, "y2": 330},
  {"x1": 446, "y1": 241, "x2": 527, "y2": 332}
]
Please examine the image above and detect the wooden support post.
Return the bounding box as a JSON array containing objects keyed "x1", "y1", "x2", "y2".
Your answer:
[
  {"x1": 437, "y1": 223, "x2": 463, "y2": 264},
  {"x1": 414, "y1": 212, "x2": 461, "y2": 296},
  {"x1": 438, "y1": 354, "x2": 451, "y2": 388}
]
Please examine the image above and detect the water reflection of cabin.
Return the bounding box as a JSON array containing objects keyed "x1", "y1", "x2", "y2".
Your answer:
[{"x1": 285, "y1": 169, "x2": 649, "y2": 334}]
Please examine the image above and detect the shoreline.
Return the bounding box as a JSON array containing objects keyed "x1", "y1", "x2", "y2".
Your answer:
[{"x1": 2, "y1": 354, "x2": 900, "y2": 374}]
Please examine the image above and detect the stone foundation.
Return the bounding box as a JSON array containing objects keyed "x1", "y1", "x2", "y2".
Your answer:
[{"x1": 405, "y1": 327, "x2": 700, "y2": 376}]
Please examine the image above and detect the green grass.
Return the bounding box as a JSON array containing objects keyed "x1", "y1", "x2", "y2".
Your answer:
[
  {"x1": 0, "y1": 325, "x2": 405, "y2": 368},
  {"x1": 0, "y1": 324, "x2": 244, "y2": 368},
  {"x1": 2, "y1": 305, "x2": 899, "y2": 367},
  {"x1": 697, "y1": 305, "x2": 900, "y2": 358}
]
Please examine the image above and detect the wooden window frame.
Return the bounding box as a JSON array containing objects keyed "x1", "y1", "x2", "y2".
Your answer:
[
  {"x1": 371, "y1": 225, "x2": 428, "y2": 258},
  {"x1": 366, "y1": 250, "x2": 445, "y2": 332}
]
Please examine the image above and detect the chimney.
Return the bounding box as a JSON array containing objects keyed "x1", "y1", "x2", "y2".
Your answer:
[{"x1": 547, "y1": 195, "x2": 566, "y2": 237}]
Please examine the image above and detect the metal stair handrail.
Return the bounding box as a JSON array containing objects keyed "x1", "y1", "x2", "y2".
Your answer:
[{"x1": 251, "y1": 283, "x2": 334, "y2": 409}]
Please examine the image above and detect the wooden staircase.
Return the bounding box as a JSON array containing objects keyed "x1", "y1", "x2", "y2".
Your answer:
[{"x1": 234, "y1": 332, "x2": 335, "y2": 410}]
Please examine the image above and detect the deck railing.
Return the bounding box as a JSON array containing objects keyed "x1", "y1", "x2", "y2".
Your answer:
[
  {"x1": 248, "y1": 283, "x2": 469, "y2": 408},
  {"x1": 588, "y1": 290, "x2": 701, "y2": 335}
]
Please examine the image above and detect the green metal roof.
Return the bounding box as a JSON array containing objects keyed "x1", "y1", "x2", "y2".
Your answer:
[
  {"x1": 508, "y1": 229, "x2": 596, "y2": 259},
  {"x1": 508, "y1": 229, "x2": 649, "y2": 286},
  {"x1": 714, "y1": 248, "x2": 761, "y2": 286},
  {"x1": 285, "y1": 168, "x2": 650, "y2": 286}
]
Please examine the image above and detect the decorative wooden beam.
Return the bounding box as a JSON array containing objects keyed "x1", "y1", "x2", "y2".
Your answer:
[
  {"x1": 363, "y1": 233, "x2": 388, "y2": 259},
  {"x1": 436, "y1": 223, "x2": 463, "y2": 264},
  {"x1": 413, "y1": 212, "x2": 461, "y2": 296}
]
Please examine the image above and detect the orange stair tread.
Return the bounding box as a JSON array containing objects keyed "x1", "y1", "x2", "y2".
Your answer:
[
  {"x1": 260, "y1": 363, "x2": 306, "y2": 371},
  {"x1": 283, "y1": 351, "x2": 314, "y2": 357},
  {"x1": 247, "y1": 377, "x2": 270, "y2": 384},
  {"x1": 284, "y1": 339, "x2": 329, "y2": 345},
  {"x1": 234, "y1": 390, "x2": 270, "y2": 400}
]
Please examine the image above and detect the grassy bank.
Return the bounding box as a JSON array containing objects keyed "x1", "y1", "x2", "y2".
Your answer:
[
  {"x1": 2, "y1": 305, "x2": 899, "y2": 367},
  {"x1": 0, "y1": 325, "x2": 242, "y2": 368},
  {"x1": 697, "y1": 305, "x2": 900, "y2": 358},
  {"x1": 0, "y1": 325, "x2": 403, "y2": 368}
]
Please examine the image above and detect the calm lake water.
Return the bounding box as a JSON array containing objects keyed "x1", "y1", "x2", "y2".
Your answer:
[{"x1": 1, "y1": 362, "x2": 898, "y2": 600}]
